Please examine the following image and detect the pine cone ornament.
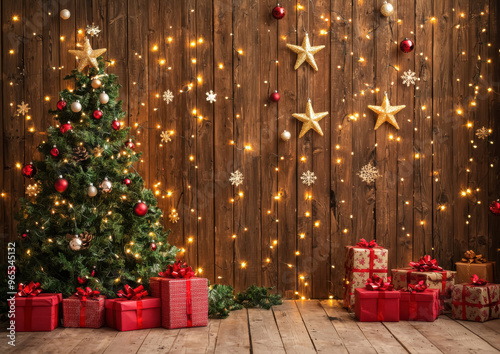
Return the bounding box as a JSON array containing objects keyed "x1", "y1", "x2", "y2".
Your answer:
[
  {"x1": 66, "y1": 232, "x2": 94, "y2": 250},
  {"x1": 72, "y1": 146, "x2": 89, "y2": 162},
  {"x1": 461, "y1": 250, "x2": 487, "y2": 264}
]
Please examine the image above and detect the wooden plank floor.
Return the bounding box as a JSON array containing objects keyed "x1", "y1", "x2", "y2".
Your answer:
[{"x1": 3, "y1": 300, "x2": 500, "y2": 353}]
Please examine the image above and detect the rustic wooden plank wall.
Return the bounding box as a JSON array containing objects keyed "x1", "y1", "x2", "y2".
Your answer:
[{"x1": 1, "y1": 0, "x2": 499, "y2": 298}]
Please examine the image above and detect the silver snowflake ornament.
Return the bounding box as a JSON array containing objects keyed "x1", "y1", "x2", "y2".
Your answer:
[
  {"x1": 475, "y1": 126, "x2": 491, "y2": 140},
  {"x1": 401, "y1": 70, "x2": 419, "y2": 87},
  {"x1": 16, "y1": 101, "x2": 30, "y2": 116},
  {"x1": 168, "y1": 209, "x2": 179, "y2": 223},
  {"x1": 86, "y1": 23, "x2": 101, "y2": 37},
  {"x1": 163, "y1": 90, "x2": 174, "y2": 104},
  {"x1": 229, "y1": 170, "x2": 244, "y2": 187},
  {"x1": 300, "y1": 170, "x2": 317, "y2": 186},
  {"x1": 160, "y1": 131, "x2": 172, "y2": 143},
  {"x1": 357, "y1": 162, "x2": 381, "y2": 184},
  {"x1": 206, "y1": 90, "x2": 217, "y2": 104}
]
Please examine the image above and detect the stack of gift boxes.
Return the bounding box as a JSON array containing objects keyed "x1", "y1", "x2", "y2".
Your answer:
[
  {"x1": 343, "y1": 239, "x2": 499, "y2": 323},
  {"x1": 14, "y1": 261, "x2": 208, "y2": 332}
]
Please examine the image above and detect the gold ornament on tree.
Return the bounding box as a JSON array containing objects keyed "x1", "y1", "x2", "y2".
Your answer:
[
  {"x1": 286, "y1": 33, "x2": 325, "y2": 71},
  {"x1": 380, "y1": 1, "x2": 394, "y2": 17},
  {"x1": 293, "y1": 99, "x2": 328, "y2": 138},
  {"x1": 168, "y1": 209, "x2": 180, "y2": 223},
  {"x1": 461, "y1": 250, "x2": 487, "y2": 264},
  {"x1": 368, "y1": 92, "x2": 405, "y2": 130},
  {"x1": 25, "y1": 183, "x2": 41, "y2": 197},
  {"x1": 68, "y1": 37, "x2": 107, "y2": 72},
  {"x1": 92, "y1": 145, "x2": 104, "y2": 157}
]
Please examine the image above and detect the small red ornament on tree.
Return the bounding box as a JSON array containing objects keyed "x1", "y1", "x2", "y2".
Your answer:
[
  {"x1": 93, "y1": 109, "x2": 103, "y2": 119},
  {"x1": 123, "y1": 178, "x2": 132, "y2": 186},
  {"x1": 60, "y1": 122, "x2": 73, "y2": 134},
  {"x1": 270, "y1": 90, "x2": 280, "y2": 102},
  {"x1": 77, "y1": 276, "x2": 87, "y2": 285},
  {"x1": 489, "y1": 200, "x2": 500, "y2": 215},
  {"x1": 57, "y1": 99, "x2": 67, "y2": 111},
  {"x1": 22, "y1": 163, "x2": 37, "y2": 178},
  {"x1": 50, "y1": 145, "x2": 60, "y2": 158},
  {"x1": 272, "y1": 4, "x2": 286, "y2": 19},
  {"x1": 125, "y1": 139, "x2": 135, "y2": 150},
  {"x1": 151, "y1": 242, "x2": 157, "y2": 251},
  {"x1": 134, "y1": 200, "x2": 148, "y2": 216},
  {"x1": 400, "y1": 38, "x2": 415, "y2": 53},
  {"x1": 112, "y1": 119, "x2": 121, "y2": 130},
  {"x1": 21, "y1": 230, "x2": 29, "y2": 239},
  {"x1": 91, "y1": 266, "x2": 97, "y2": 277},
  {"x1": 54, "y1": 175, "x2": 69, "y2": 193}
]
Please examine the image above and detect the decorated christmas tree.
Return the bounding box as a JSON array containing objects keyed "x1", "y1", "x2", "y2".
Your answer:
[{"x1": 15, "y1": 38, "x2": 177, "y2": 297}]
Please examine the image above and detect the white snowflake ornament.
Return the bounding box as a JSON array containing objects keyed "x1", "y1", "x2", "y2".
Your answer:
[
  {"x1": 163, "y1": 90, "x2": 174, "y2": 104},
  {"x1": 86, "y1": 23, "x2": 101, "y2": 37},
  {"x1": 475, "y1": 126, "x2": 491, "y2": 140},
  {"x1": 358, "y1": 162, "x2": 381, "y2": 184},
  {"x1": 401, "y1": 70, "x2": 419, "y2": 87},
  {"x1": 16, "y1": 101, "x2": 30, "y2": 116},
  {"x1": 160, "y1": 131, "x2": 172, "y2": 143},
  {"x1": 300, "y1": 170, "x2": 317, "y2": 186},
  {"x1": 229, "y1": 170, "x2": 244, "y2": 187},
  {"x1": 206, "y1": 90, "x2": 217, "y2": 104}
]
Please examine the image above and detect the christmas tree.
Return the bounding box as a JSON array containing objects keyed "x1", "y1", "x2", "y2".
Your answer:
[{"x1": 15, "y1": 39, "x2": 177, "y2": 297}]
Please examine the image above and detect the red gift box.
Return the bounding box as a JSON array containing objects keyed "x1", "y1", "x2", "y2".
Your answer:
[
  {"x1": 400, "y1": 289, "x2": 440, "y2": 321},
  {"x1": 150, "y1": 277, "x2": 208, "y2": 329},
  {"x1": 105, "y1": 297, "x2": 161, "y2": 331},
  {"x1": 15, "y1": 293, "x2": 62, "y2": 331},
  {"x1": 63, "y1": 295, "x2": 105, "y2": 328},
  {"x1": 354, "y1": 288, "x2": 400, "y2": 322}
]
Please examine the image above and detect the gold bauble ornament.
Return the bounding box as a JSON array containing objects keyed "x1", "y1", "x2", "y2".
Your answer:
[
  {"x1": 91, "y1": 79, "x2": 102, "y2": 89},
  {"x1": 286, "y1": 33, "x2": 325, "y2": 71},
  {"x1": 292, "y1": 99, "x2": 328, "y2": 138},
  {"x1": 380, "y1": 1, "x2": 394, "y2": 17},
  {"x1": 68, "y1": 37, "x2": 107, "y2": 72},
  {"x1": 368, "y1": 93, "x2": 405, "y2": 130}
]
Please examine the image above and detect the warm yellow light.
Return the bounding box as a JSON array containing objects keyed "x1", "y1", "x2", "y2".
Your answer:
[
  {"x1": 300, "y1": 233, "x2": 305, "y2": 239},
  {"x1": 295, "y1": 251, "x2": 300, "y2": 255},
  {"x1": 152, "y1": 45, "x2": 158, "y2": 51},
  {"x1": 238, "y1": 49, "x2": 243, "y2": 55},
  {"x1": 168, "y1": 37, "x2": 173, "y2": 42},
  {"x1": 241, "y1": 262, "x2": 247, "y2": 268},
  {"x1": 188, "y1": 237, "x2": 193, "y2": 243},
  {"x1": 314, "y1": 221, "x2": 320, "y2": 227},
  {"x1": 191, "y1": 58, "x2": 196, "y2": 63}
]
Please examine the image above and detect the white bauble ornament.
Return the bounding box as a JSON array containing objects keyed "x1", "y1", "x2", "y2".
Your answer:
[
  {"x1": 71, "y1": 100, "x2": 82, "y2": 113},
  {"x1": 100, "y1": 177, "x2": 112, "y2": 192},
  {"x1": 88, "y1": 183, "x2": 98, "y2": 197},
  {"x1": 60, "y1": 9, "x2": 71, "y2": 20},
  {"x1": 91, "y1": 79, "x2": 102, "y2": 89},
  {"x1": 69, "y1": 236, "x2": 82, "y2": 251},
  {"x1": 99, "y1": 92, "x2": 109, "y2": 104},
  {"x1": 380, "y1": 1, "x2": 394, "y2": 16},
  {"x1": 281, "y1": 130, "x2": 291, "y2": 141}
]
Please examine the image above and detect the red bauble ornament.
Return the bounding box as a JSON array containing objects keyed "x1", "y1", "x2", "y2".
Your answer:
[
  {"x1": 50, "y1": 145, "x2": 60, "y2": 158},
  {"x1": 272, "y1": 4, "x2": 286, "y2": 19},
  {"x1": 489, "y1": 200, "x2": 500, "y2": 215},
  {"x1": 60, "y1": 122, "x2": 73, "y2": 134},
  {"x1": 77, "y1": 276, "x2": 87, "y2": 285},
  {"x1": 93, "y1": 109, "x2": 103, "y2": 119},
  {"x1": 22, "y1": 163, "x2": 37, "y2": 178},
  {"x1": 54, "y1": 175, "x2": 69, "y2": 193},
  {"x1": 112, "y1": 119, "x2": 121, "y2": 130},
  {"x1": 21, "y1": 230, "x2": 29, "y2": 239},
  {"x1": 134, "y1": 200, "x2": 148, "y2": 216},
  {"x1": 400, "y1": 38, "x2": 415, "y2": 53},
  {"x1": 270, "y1": 91, "x2": 281, "y2": 102},
  {"x1": 151, "y1": 242, "x2": 157, "y2": 251},
  {"x1": 57, "y1": 99, "x2": 67, "y2": 111},
  {"x1": 125, "y1": 139, "x2": 135, "y2": 150},
  {"x1": 91, "y1": 266, "x2": 97, "y2": 277},
  {"x1": 123, "y1": 178, "x2": 132, "y2": 186}
]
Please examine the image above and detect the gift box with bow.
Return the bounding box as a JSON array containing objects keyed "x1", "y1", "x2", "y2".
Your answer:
[
  {"x1": 343, "y1": 239, "x2": 388, "y2": 310},
  {"x1": 399, "y1": 281, "x2": 440, "y2": 322},
  {"x1": 451, "y1": 275, "x2": 500, "y2": 322},
  {"x1": 105, "y1": 285, "x2": 161, "y2": 331},
  {"x1": 63, "y1": 287, "x2": 105, "y2": 328},
  {"x1": 14, "y1": 282, "x2": 62, "y2": 331},
  {"x1": 354, "y1": 275, "x2": 400, "y2": 322},
  {"x1": 455, "y1": 250, "x2": 495, "y2": 285},
  {"x1": 149, "y1": 261, "x2": 208, "y2": 329}
]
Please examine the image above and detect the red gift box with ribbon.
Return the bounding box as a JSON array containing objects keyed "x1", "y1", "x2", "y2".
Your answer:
[
  {"x1": 399, "y1": 281, "x2": 440, "y2": 321},
  {"x1": 14, "y1": 282, "x2": 62, "y2": 331},
  {"x1": 63, "y1": 287, "x2": 105, "y2": 328},
  {"x1": 354, "y1": 275, "x2": 400, "y2": 322},
  {"x1": 105, "y1": 285, "x2": 160, "y2": 331},
  {"x1": 149, "y1": 261, "x2": 208, "y2": 329},
  {"x1": 343, "y1": 239, "x2": 388, "y2": 310},
  {"x1": 451, "y1": 275, "x2": 500, "y2": 322}
]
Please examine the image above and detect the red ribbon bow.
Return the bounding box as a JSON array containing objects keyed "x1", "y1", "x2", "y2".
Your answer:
[
  {"x1": 159, "y1": 260, "x2": 196, "y2": 279},
  {"x1": 409, "y1": 255, "x2": 443, "y2": 272},
  {"x1": 355, "y1": 238, "x2": 379, "y2": 248},
  {"x1": 16, "y1": 281, "x2": 42, "y2": 297},
  {"x1": 365, "y1": 275, "x2": 394, "y2": 291},
  {"x1": 117, "y1": 284, "x2": 148, "y2": 300},
  {"x1": 470, "y1": 274, "x2": 488, "y2": 286},
  {"x1": 75, "y1": 287, "x2": 100, "y2": 301},
  {"x1": 406, "y1": 280, "x2": 428, "y2": 293}
]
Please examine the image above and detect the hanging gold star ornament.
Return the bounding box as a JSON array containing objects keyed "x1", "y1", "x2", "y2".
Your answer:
[
  {"x1": 286, "y1": 33, "x2": 325, "y2": 71},
  {"x1": 293, "y1": 99, "x2": 328, "y2": 138},
  {"x1": 368, "y1": 92, "x2": 405, "y2": 130},
  {"x1": 68, "y1": 37, "x2": 107, "y2": 72}
]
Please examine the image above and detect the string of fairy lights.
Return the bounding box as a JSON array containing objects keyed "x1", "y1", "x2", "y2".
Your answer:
[{"x1": 2, "y1": 2, "x2": 497, "y2": 299}]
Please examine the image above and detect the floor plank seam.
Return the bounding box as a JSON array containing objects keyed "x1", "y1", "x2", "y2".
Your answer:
[
  {"x1": 318, "y1": 300, "x2": 349, "y2": 353},
  {"x1": 246, "y1": 309, "x2": 254, "y2": 354},
  {"x1": 167, "y1": 328, "x2": 182, "y2": 353},
  {"x1": 271, "y1": 304, "x2": 288, "y2": 352},
  {"x1": 294, "y1": 301, "x2": 319, "y2": 353},
  {"x1": 444, "y1": 314, "x2": 500, "y2": 351},
  {"x1": 381, "y1": 322, "x2": 413, "y2": 354}
]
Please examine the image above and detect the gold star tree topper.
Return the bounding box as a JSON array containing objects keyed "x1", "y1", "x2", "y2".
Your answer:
[
  {"x1": 368, "y1": 93, "x2": 405, "y2": 130},
  {"x1": 69, "y1": 37, "x2": 107, "y2": 72},
  {"x1": 293, "y1": 99, "x2": 328, "y2": 138},
  {"x1": 286, "y1": 33, "x2": 325, "y2": 71}
]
